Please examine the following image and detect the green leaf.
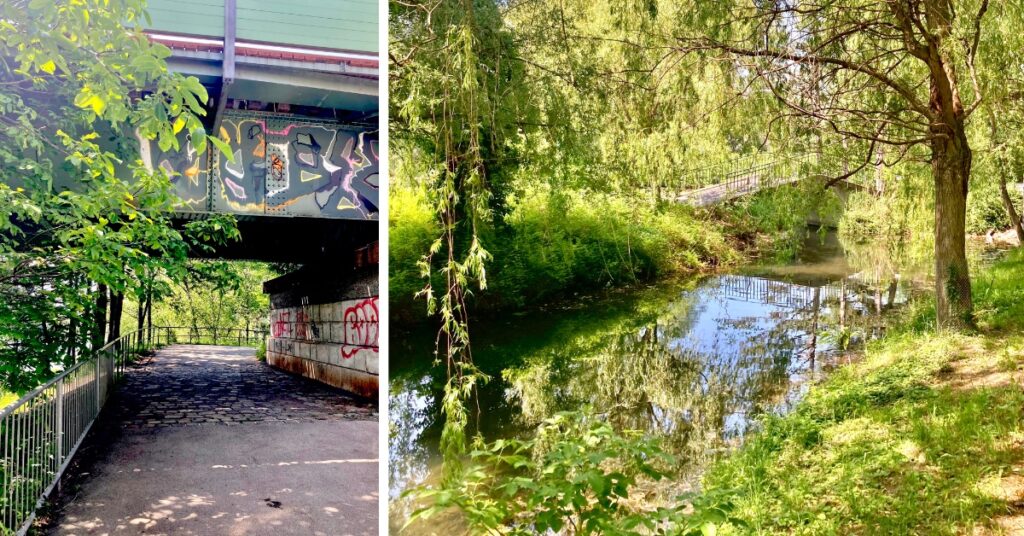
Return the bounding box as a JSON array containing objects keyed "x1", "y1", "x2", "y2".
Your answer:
[
  {"x1": 184, "y1": 77, "x2": 209, "y2": 104},
  {"x1": 209, "y1": 136, "x2": 234, "y2": 161},
  {"x1": 191, "y1": 126, "x2": 208, "y2": 154}
]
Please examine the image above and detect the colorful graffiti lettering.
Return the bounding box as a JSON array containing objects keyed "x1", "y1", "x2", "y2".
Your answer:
[
  {"x1": 216, "y1": 113, "x2": 379, "y2": 219},
  {"x1": 341, "y1": 297, "x2": 378, "y2": 359},
  {"x1": 136, "y1": 128, "x2": 209, "y2": 209},
  {"x1": 134, "y1": 112, "x2": 378, "y2": 221}
]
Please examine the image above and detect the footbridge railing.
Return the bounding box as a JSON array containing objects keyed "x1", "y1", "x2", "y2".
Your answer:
[
  {"x1": 157, "y1": 326, "x2": 269, "y2": 347},
  {"x1": 0, "y1": 325, "x2": 271, "y2": 534},
  {"x1": 718, "y1": 274, "x2": 903, "y2": 311},
  {"x1": 0, "y1": 329, "x2": 154, "y2": 535},
  {"x1": 661, "y1": 152, "x2": 863, "y2": 206}
]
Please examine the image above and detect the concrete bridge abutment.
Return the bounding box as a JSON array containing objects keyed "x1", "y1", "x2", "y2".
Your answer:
[{"x1": 262, "y1": 242, "x2": 379, "y2": 399}]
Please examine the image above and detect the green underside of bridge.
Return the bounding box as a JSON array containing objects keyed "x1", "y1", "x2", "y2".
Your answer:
[{"x1": 145, "y1": 0, "x2": 378, "y2": 54}]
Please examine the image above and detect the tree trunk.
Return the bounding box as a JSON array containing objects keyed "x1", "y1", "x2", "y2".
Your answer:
[
  {"x1": 986, "y1": 108, "x2": 1024, "y2": 244},
  {"x1": 931, "y1": 127, "x2": 973, "y2": 329},
  {"x1": 146, "y1": 288, "x2": 153, "y2": 343},
  {"x1": 108, "y1": 291, "x2": 123, "y2": 343},
  {"x1": 68, "y1": 315, "x2": 77, "y2": 362},
  {"x1": 93, "y1": 283, "x2": 108, "y2": 350},
  {"x1": 137, "y1": 293, "x2": 145, "y2": 333},
  {"x1": 997, "y1": 173, "x2": 1024, "y2": 244}
]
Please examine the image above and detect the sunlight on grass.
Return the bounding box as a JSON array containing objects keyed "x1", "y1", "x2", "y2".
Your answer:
[{"x1": 702, "y1": 249, "x2": 1024, "y2": 535}]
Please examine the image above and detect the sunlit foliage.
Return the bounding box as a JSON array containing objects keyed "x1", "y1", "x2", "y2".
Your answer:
[{"x1": 0, "y1": 0, "x2": 238, "y2": 391}]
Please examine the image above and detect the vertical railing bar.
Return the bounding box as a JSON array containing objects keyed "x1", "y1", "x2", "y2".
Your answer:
[
  {"x1": 35, "y1": 396, "x2": 41, "y2": 517},
  {"x1": 79, "y1": 366, "x2": 84, "y2": 447},
  {"x1": 20, "y1": 406, "x2": 26, "y2": 528},
  {"x1": 69, "y1": 372, "x2": 75, "y2": 465},
  {"x1": 23, "y1": 401, "x2": 30, "y2": 528},
  {"x1": 43, "y1": 389, "x2": 49, "y2": 486},
  {"x1": 18, "y1": 405, "x2": 24, "y2": 524},
  {"x1": 12, "y1": 406, "x2": 18, "y2": 531},
  {"x1": 53, "y1": 382, "x2": 59, "y2": 496},
  {"x1": 2, "y1": 412, "x2": 7, "y2": 529},
  {"x1": 31, "y1": 398, "x2": 37, "y2": 520},
  {"x1": 7, "y1": 411, "x2": 13, "y2": 531},
  {"x1": 2, "y1": 412, "x2": 8, "y2": 529},
  {"x1": 26, "y1": 400, "x2": 32, "y2": 526},
  {"x1": 35, "y1": 395, "x2": 40, "y2": 505},
  {"x1": 62, "y1": 377, "x2": 68, "y2": 475},
  {"x1": 52, "y1": 383, "x2": 57, "y2": 479},
  {"x1": 3, "y1": 412, "x2": 7, "y2": 534},
  {"x1": 21, "y1": 404, "x2": 28, "y2": 528},
  {"x1": 15, "y1": 405, "x2": 22, "y2": 530},
  {"x1": 12, "y1": 409, "x2": 18, "y2": 531}
]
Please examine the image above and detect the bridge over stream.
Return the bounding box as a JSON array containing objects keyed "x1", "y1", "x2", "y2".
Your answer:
[{"x1": 664, "y1": 153, "x2": 866, "y2": 207}]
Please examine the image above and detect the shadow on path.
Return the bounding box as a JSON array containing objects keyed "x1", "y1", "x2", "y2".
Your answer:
[{"x1": 43, "y1": 345, "x2": 379, "y2": 536}]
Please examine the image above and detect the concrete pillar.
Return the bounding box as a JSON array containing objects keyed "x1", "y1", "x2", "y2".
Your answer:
[{"x1": 262, "y1": 242, "x2": 379, "y2": 398}]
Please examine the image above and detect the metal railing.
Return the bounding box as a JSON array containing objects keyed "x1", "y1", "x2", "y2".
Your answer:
[
  {"x1": 155, "y1": 326, "x2": 268, "y2": 348},
  {"x1": 0, "y1": 325, "x2": 268, "y2": 534},
  {"x1": 0, "y1": 329, "x2": 153, "y2": 536},
  {"x1": 661, "y1": 152, "x2": 861, "y2": 205}
]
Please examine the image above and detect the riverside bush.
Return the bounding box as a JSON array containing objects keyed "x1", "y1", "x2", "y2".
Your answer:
[
  {"x1": 406, "y1": 411, "x2": 746, "y2": 535},
  {"x1": 389, "y1": 184, "x2": 739, "y2": 316},
  {"x1": 388, "y1": 185, "x2": 439, "y2": 316}
]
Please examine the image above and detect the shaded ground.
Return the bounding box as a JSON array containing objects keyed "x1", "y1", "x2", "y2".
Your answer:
[{"x1": 42, "y1": 345, "x2": 378, "y2": 536}]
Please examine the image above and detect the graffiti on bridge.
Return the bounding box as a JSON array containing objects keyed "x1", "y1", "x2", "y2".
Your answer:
[
  {"x1": 267, "y1": 296, "x2": 379, "y2": 366},
  {"x1": 136, "y1": 113, "x2": 379, "y2": 220},
  {"x1": 215, "y1": 116, "x2": 379, "y2": 219},
  {"x1": 136, "y1": 129, "x2": 210, "y2": 209},
  {"x1": 341, "y1": 297, "x2": 378, "y2": 361}
]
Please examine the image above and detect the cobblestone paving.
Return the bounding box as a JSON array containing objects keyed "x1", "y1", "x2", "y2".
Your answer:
[
  {"x1": 111, "y1": 345, "x2": 376, "y2": 429},
  {"x1": 47, "y1": 344, "x2": 379, "y2": 536}
]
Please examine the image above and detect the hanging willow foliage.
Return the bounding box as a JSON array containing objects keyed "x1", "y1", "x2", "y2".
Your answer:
[{"x1": 391, "y1": 0, "x2": 533, "y2": 481}]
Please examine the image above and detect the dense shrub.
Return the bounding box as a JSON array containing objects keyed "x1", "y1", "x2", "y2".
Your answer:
[
  {"x1": 389, "y1": 185, "x2": 440, "y2": 317},
  {"x1": 966, "y1": 176, "x2": 1023, "y2": 234},
  {"x1": 389, "y1": 184, "x2": 740, "y2": 315}
]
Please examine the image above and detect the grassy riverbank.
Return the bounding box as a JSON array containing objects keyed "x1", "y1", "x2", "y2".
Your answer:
[
  {"x1": 390, "y1": 184, "x2": 816, "y2": 320},
  {"x1": 702, "y1": 247, "x2": 1024, "y2": 534}
]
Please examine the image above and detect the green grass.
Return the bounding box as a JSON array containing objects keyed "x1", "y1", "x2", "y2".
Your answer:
[{"x1": 702, "y1": 248, "x2": 1024, "y2": 535}]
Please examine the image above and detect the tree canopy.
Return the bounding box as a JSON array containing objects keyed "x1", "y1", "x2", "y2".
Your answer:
[{"x1": 0, "y1": 0, "x2": 237, "y2": 391}]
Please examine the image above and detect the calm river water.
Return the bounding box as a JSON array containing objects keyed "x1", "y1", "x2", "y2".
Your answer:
[{"x1": 389, "y1": 229, "x2": 933, "y2": 531}]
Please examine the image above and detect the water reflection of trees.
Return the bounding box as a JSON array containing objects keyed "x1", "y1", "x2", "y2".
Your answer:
[
  {"x1": 389, "y1": 375, "x2": 438, "y2": 499},
  {"x1": 504, "y1": 273, "x2": 907, "y2": 472}
]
